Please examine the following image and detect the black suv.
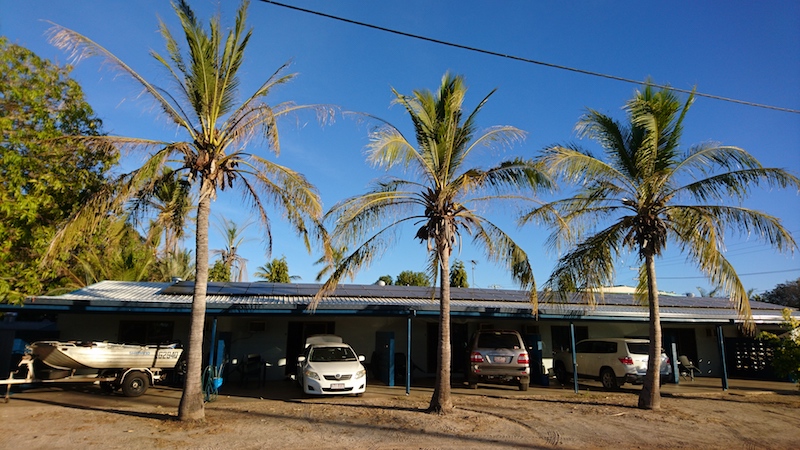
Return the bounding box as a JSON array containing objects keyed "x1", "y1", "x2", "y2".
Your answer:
[{"x1": 466, "y1": 329, "x2": 530, "y2": 391}]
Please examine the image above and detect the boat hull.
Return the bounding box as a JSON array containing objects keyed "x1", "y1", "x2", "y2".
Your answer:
[{"x1": 30, "y1": 341, "x2": 183, "y2": 370}]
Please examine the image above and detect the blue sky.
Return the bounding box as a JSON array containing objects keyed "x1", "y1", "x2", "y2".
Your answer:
[{"x1": 2, "y1": 1, "x2": 799, "y2": 296}]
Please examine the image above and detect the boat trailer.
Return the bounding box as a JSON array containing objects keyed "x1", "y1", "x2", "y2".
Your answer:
[{"x1": 2, "y1": 354, "x2": 171, "y2": 402}]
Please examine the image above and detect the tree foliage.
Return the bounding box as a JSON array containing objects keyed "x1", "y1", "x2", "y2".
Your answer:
[
  {"x1": 255, "y1": 256, "x2": 293, "y2": 283},
  {"x1": 761, "y1": 278, "x2": 800, "y2": 308},
  {"x1": 758, "y1": 309, "x2": 800, "y2": 383},
  {"x1": 212, "y1": 217, "x2": 252, "y2": 282},
  {"x1": 208, "y1": 259, "x2": 231, "y2": 282},
  {"x1": 450, "y1": 260, "x2": 469, "y2": 288},
  {"x1": 0, "y1": 37, "x2": 117, "y2": 303},
  {"x1": 395, "y1": 270, "x2": 431, "y2": 287}
]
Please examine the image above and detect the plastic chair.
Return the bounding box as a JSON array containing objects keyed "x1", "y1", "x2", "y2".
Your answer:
[{"x1": 679, "y1": 355, "x2": 700, "y2": 381}]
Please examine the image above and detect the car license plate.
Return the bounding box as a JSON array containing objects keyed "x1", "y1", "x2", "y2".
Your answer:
[
  {"x1": 492, "y1": 356, "x2": 511, "y2": 363},
  {"x1": 331, "y1": 383, "x2": 345, "y2": 389}
]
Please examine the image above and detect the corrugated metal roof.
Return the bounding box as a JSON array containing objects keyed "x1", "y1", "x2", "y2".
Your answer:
[{"x1": 15, "y1": 280, "x2": 796, "y2": 325}]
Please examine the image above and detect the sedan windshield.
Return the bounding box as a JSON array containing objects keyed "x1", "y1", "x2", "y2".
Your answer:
[{"x1": 310, "y1": 346, "x2": 357, "y2": 362}]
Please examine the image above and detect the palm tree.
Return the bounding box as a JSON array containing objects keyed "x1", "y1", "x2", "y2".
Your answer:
[
  {"x1": 522, "y1": 84, "x2": 799, "y2": 410},
  {"x1": 212, "y1": 217, "x2": 252, "y2": 282},
  {"x1": 132, "y1": 167, "x2": 194, "y2": 258},
  {"x1": 317, "y1": 73, "x2": 549, "y2": 414},
  {"x1": 313, "y1": 246, "x2": 352, "y2": 282},
  {"x1": 45, "y1": 0, "x2": 329, "y2": 421},
  {"x1": 696, "y1": 286, "x2": 722, "y2": 297},
  {"x1": 254, "y1": 256, "x2": 299, "y2": 282},
  {"x1": 155, "y1": 248, "x2": 195, "y2": 282}
]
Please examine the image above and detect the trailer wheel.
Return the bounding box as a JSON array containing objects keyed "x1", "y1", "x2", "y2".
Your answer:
[{"x1": 121, "y1": 371, "x2": 149, "y2": 397}]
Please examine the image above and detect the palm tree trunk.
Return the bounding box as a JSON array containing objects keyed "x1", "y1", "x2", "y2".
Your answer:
[
  {"x1": 429, "y1": 242, "x2": 454, "y2": 414},
  {"x1": 638, "y1": 253, "x2": 662, "y2": 410},
  {"x1": 178, "y1": 190, "x2": 211, "y2": 421}
]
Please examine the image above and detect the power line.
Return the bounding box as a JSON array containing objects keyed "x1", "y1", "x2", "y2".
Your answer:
[
  {"x1": 659, "y1": 268, "x2": 800, "y2": 280},
  {"x1": 259, "y1": 0, "x2": 800, "y2": 115}
]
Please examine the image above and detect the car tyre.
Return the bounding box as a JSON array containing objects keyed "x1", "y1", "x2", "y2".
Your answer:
[
  {"x1": 519, "y1": 378, "x2": 529, "y2": 391},
  {"x1": 121, "y1": 371, "x2": 149, "y2": 397},
  {"x1": 467, "y1": 374, "x2": 478, "y2": 389},
  {"x1": 600, "y1": 368, "x2": 618, "y2": 390}
]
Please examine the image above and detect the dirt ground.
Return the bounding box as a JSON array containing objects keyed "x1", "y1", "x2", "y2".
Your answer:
[{"x1": 1, "y1": 379, "x2": 799, "y2": 449}]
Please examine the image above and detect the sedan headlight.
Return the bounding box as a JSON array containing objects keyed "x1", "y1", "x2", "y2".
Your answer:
[
  {"x1": 304, "y1": 369, "x2": 320, "y2": 380},
  {"x1": 356, "y1": 368, "x2": 366, "y2": 379}
]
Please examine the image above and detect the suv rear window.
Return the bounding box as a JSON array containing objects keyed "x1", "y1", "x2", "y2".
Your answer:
[
  {"x1": 627, "y1": 343, "x2": 649, "y2": 355},
  {"x1": 476, "y1": 332, "x2": 521, "y2": 349}
]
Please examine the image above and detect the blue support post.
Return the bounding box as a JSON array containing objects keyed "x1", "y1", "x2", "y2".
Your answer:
[
  {"x1": 717, "y1": 325, "x2": 729, "y2": 391},
  {"x1": 209, "y1": 317, "x2": 217, "y2": 368},
  {"x1": 406, "y1": 310, "x2": 415, "y2": 395}
]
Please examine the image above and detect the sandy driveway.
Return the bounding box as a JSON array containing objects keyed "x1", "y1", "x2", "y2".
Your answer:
[{"x1": 1, "y1": 378, "x2": 798, "y2": 449}]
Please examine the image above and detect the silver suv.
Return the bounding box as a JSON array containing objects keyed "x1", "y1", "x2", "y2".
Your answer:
[
  {"x1": 466, "y1": 330, "x2": 530, "y2": 391},
  {"x1": 553, "y1": 338, "x2": 672, "y2": 389}
]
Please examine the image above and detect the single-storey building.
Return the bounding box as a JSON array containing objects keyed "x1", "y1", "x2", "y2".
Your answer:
[{"x1": 1, "y1": 280, "x2": 796, "y2": 385}]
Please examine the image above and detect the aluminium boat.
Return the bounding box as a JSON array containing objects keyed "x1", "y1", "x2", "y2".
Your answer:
[{"x1": 29, "y1": 341, "x2": 183, "y2": 370}]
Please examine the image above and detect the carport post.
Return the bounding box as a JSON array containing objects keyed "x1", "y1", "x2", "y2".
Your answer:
[
  {"x1": 671, "y1": 342, "x2": 680, "y2": 384},
  {"x1": 209, "y1": 317, "x2": 218, "y2": 368},
  {"x1": 716, "y1": 325, "x2": 729, "y2": 391},
  {"x1": 570, "y1": 322, "x2": 579, "y2": 393},
  {"x1": 406, "y1": 310, "x2": 415, "y2": 395}
]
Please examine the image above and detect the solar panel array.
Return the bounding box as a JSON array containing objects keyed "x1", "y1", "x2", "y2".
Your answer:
[
  {"x1": 157, "y1": 280, "x2": 787, "y2": 311},
  {"x1": 160, "y1": 281, "x2": 533, "y2": 302}
]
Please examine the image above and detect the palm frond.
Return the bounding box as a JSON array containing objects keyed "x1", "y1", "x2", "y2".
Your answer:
[
  {"x1": 469, "y1": 218, "x2": 537, "y2": 309},
  {"x1": 313, "y1": 218, "x2": 417, "y2": 306},
  {"x1": 47, "y1": 23, "x2": 190, "y2": 131},
  {"x1": 538, "y1": 145, "x2": 632, "y2": 191},
  {"x1": 237, "y1": 155, "x2": 325, "y2": 254},
  {"x1": 676, "y1": 167, "x2": 800, "y2": 203},
  {"x1": 44, "y1": 148, "x2": 174, "y2": 262},
  {"x1": 366, "y1": 123, "x2": 428, "y2": 175},
  {"x1": 542, "y1": 222, "x2": 628, "y2": 305}
]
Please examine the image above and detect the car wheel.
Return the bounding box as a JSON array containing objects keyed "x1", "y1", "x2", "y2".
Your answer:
[
  {"x1": 600, "y1": 368, "x2": 618, "y2": 390},
  {"x1": 554, "y1": 363, "x2": 568, "y2": 385},
  {"x1": 121, "y1": 371, "x2": 149, "y2": 397},
  {"x1": 518, "y1": 378, "x2": 529, "y2": 391},
  {"x1": 467, "y1": 374, "x2": 478, "y2": 389}
]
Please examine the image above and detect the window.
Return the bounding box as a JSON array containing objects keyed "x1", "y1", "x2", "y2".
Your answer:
[
  {"x1": 551, "y1": 325, "x2": 589, "y2": 352},
  {"x1": 476, "y1": 332, "x2": 521, "y2": 349},
  {"x1": 595, "y1": 341, "x2": 617, "y2": 354},
  {"x1": 118, "y1": 321, "x2": 174, "y2": 344},
  {"x1": 575, "y1": 340, "x2": 593, "y2": 353},
  {"x1": 627, "y1": 343, "x2": 650, "y2": 355}
]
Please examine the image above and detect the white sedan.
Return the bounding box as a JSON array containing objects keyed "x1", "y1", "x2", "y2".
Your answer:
[{"x1": 296, "y1": 337, "x2": 367, "y2": 396}]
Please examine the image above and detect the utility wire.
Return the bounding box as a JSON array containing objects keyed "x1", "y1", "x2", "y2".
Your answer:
[
  {"x1": 659, "y1": 268, "x2": 800, "y2": 280},
  {"x1": 259, "y1": 0, "x2": 800, "y2": 115}
]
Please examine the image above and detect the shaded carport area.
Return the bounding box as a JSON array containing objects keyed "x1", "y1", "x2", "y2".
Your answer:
[{"x1": 3, "y1": 280, "x2": 797, "y2": 393}]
